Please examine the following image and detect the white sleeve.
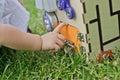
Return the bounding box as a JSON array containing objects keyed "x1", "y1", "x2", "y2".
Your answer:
[
  {"x1": 3, "y1": 0, "x2": 30, "y2": 32},
  {"x1": 0, "y1": 0, "x2": 5, "y2": 23}
]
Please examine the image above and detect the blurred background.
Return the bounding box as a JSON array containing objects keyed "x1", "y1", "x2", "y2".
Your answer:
[{"x1": 24, "y1": 0, "x2": 46, "y2": 35}]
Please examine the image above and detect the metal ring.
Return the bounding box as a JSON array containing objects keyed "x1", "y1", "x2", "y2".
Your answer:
[
  {"x1": 56, "y1": 0, "x2": 66, "y2": 10},
  {"x1": 65, "y1": 7, "x2": 75, "y2": 19},
  {"x1": 43, "y1": 11, "x2": 58, "y2": 32}
]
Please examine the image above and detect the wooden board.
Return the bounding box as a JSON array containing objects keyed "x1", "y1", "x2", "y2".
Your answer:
[
  {"x1": 82, "y1": 0, "x2": 120, "y2": 60},
  {"x1": 55, "y1": 0, "x2": 120, "y2": 61},
  {"x1": 55, "y1": 0, "x2": 87, "y2": 34}
]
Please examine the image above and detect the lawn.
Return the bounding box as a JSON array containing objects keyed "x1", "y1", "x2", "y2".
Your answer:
[{"x1": 0, "y1": 0, "x2": 120, "y2": 80}]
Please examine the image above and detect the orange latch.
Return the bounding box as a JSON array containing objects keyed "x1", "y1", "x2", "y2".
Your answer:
[{"x1": 53, "y1": 22, "x2": 82, "y2": 53}]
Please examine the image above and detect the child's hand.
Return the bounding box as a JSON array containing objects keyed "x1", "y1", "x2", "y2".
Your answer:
[{"x1": 41, "y1": 23, "x2": 66, "y2": 51}]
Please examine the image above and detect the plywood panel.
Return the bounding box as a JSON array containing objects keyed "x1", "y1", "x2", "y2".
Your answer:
[
  {"x1": 55, "y1": 0, "x2": 120, "y2": 60},
  {"x1": 55, "y1": 0, "x2": 87, "y2": 34},
  {"x1": 83, "y1": 0, "x2": 120, "y2": 60}
]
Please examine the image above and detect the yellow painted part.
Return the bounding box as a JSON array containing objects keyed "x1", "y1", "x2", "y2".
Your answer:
[{"x1": 54, "y1": 22, "x2": 82, "y2": 53}]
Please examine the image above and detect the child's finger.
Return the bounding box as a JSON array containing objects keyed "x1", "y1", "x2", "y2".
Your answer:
[
  {"x1": 57, "y1": 34, "x2": 66, "y2": 42},
  {"x1": 53, "y1": 23, "x2": 66, "y2": 33},
  {"x1": 56, "y1": 38, "x2": 65, "y2": 48},
  {"x1": 54, "y1": 44, "x2": 61, "y2": 52}
]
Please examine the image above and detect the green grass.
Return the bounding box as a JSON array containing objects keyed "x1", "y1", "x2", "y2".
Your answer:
[{"x1": 0, "y1": 0, "x2": 120, "y2": 80}]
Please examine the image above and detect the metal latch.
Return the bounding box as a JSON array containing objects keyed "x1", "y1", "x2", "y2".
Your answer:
[{"x1": 64, "y1": 40, "x2": 74, "y2": 49}]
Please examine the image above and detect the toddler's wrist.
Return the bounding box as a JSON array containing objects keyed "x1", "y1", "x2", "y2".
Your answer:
[{"x1": 39, "y1": 36, "x2": 43, "y2": 50}]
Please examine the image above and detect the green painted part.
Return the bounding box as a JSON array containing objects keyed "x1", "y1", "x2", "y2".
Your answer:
[
  {"x1": 112, "y1": 0, "x2": 120, "y2": 12},
  {"x1": 104, "y1": 39, "x2": 120, "y2": 51},
  {"x1": 87, "y1": 23, "x2": 101, "y2": 60},
  {"x1": 83, "y1": 0, "x2": 120, "y2": 60}
]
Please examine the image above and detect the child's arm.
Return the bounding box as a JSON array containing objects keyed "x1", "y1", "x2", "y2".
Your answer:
[
  {"x1": 0, "y1": 24, "x2": 42, "y2": 50},
  {"x1": 0, "y1": 23, "x2": 65, "y2": 51}
]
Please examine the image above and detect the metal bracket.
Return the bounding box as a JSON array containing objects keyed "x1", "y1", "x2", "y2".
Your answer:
[
  {"x1": 43, "y1": 11, "x2": 58, "y2": 32},
  {"x1": 64, "y1": 40, "x2": 74, "y2": 49},
  {"x1": 78, "y1": 33, "x2": 85, "y2": 42}
]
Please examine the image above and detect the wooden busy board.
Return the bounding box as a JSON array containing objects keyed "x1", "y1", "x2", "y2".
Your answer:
[{"x1": 55, "y1": 0, "x2": 120, "y2": 60}]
